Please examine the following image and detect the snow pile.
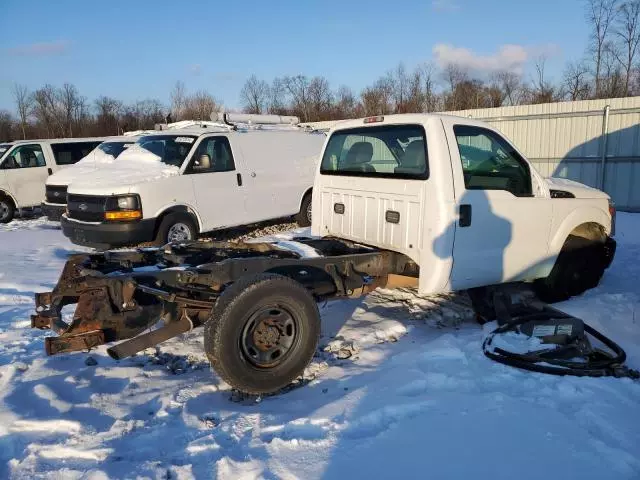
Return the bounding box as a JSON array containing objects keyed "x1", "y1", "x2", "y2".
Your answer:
[
  {"x1": 0, "y1": 214, "x2": 638, "y2": 479},
  {"x1": 68, "y1": 145, "x2": 180, "y2": 191}
]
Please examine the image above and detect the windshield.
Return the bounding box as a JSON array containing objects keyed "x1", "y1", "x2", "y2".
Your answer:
[
  {"x1": 98, "y1": 141, "x2": 135, "y2": 158},
  {"x1": 136, "y1": 135, "x2": 197, "y2": 167}
]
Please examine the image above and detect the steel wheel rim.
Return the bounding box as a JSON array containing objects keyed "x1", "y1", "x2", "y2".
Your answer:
[
  {"x1": 240, "y1": 305, "x2": 298, "y2": 368},
  {"x1": 306, "y1": 202, "x2": 312, "y2": 223},
  {"x1": 0, "y1": 201, "x2": 10, "y2": 222},
  {"x1": 167, "y1": 223, "x2": 192, "y2": 243}
]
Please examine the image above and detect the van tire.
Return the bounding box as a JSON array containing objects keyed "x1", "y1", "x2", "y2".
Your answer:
[
  {"x1": 154, "y1": 213, "x2": 197, "y2": 246},
  {"x1": 0, "y1": 196, "x2": 15, "y2": 224},
  {"x1": 533, "y1": 235, "x2": 608, "y2": 303},
  {"x1": 295, "y1": 194, "x2": 312, "y2": 227},
  {"x1": 203, "y1": 273, "x2": 321, "y2": 395}
]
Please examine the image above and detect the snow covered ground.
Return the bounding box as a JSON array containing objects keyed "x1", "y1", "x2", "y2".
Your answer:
[{"x1": 0, "y1": 215, "x2": 638, "y2": 479}]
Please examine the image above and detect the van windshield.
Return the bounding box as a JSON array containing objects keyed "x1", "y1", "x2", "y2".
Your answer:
[
  {"x1": 320, "y1": 124, "x2": 428, "y2": 179},
  {"x1": 135, "y1": 135, "x2": 197, "y2": 167},
  {"x1": 98, "y1": 141, "x2": 135, "y2": 158}
]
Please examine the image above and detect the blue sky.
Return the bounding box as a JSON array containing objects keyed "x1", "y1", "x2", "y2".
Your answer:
[{"x1": 0, "y1": 0, "x2": 589, "y2": 112}]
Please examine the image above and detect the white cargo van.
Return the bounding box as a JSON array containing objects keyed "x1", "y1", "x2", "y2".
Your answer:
[
  {"x1": 43, "y1": 122, "x2": 231, "y2": 221},
  {"x1": 43, "y1": 136, "x2": 141, "y2": 221},
  {"x1": 61, "y1": 115, "x2": 325, "y2": 249},
  {"x1": 0, "y1": 137, "x2": 105, "y2": 223}
]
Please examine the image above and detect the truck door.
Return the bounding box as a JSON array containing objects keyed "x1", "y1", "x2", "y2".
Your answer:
[
  {"x1": 1, "y1": 143, "x2": 49, "y2": 208},
  {"x1": 186, "y1": 136, "x2": 247, "y2": 231},
  {"x1": 445, "y1": 122, "x2": 552, "y2": 290}
]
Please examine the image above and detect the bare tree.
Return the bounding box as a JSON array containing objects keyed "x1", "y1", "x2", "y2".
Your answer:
[
  {"x1": 240, "y1": 75, "x2": 270, "y2": 114},
  {"x1": 183, "y1": 91, "x2": 219, "y2": 121},
  {"x1": 333, "y1": 85, "x2": 358, "y2": 119},
  {"x1": 421, "y1": 63, "x2": 438, "y2": 112},
  {"x1": 268, "y1": 77, "x2": 288, "y2": 115},
  {"x1": 0, "y1": 110, "x2": 14, "y2": 141},
  {"x1": 13, "y1": 84, "x2": 32, "y2": 139},
  {"x1": 586, "y1": 0, "x2": 620, "y2": 97},
  {"x1": 529, "y1": 55, "x2": 556, "y2": 104},
  {"x1": 492, "y1": 70, "x2": 522, "y2": 105},
  {"x1": 441, "y1": 64, "x2": 469, "y2": 110},
  {"x1": 95, "y1": 96, "x2": 123, "y2": 134},
  {"x1": 562, "y1": 61, "x2": 592, "y2": 100},
  {"x1": 307, "y1": 76, "x2": 333, "y2": 121},
  {"x1": 170, "y1": 81, "x2": 186, "y2": 120},
  {"x1": 612, "y1": 0, "x2": 640, "y2": 94},
  {"x1": 282, "y1": 75, "x2": 312, "y2": 121}
]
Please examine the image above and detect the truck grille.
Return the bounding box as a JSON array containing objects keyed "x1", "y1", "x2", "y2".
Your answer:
[
  {"x1": 45, "y1": 185, "x2": 68, "y2": 205},
  {"x1": 67, "y1": 194, "x2": 106, "y2": 222}
]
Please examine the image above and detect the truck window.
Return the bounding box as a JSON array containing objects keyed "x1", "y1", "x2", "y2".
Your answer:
[
  {"x1": 52, "y1": 142, "x2": 102, "y2": 165},
  {"x1": 320, "y1": 125, "x2": 428, "y2": 179},
  {"x1": 453, "y1": 125, "x2": 532, "y2": 197},
  {"x1": 187, "y1": 137, "x2": 235, "y2": 173},
  {"x1": 1, "y1": 144, "x2": 45, "y2": 169}
]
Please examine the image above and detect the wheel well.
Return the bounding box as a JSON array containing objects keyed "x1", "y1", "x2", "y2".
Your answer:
[
  {"x1": 0, "y1": 190, "x2": 16, "y2": 208},
  {"x1": 567, "y1": 222, "x2": 606, "y2": 244},
  {"x1": 153, "y1": 207, "x2": 200, "y2": 238},
  {"x1": 300, "y1": 188, "x2": 312, "y2": 208}
]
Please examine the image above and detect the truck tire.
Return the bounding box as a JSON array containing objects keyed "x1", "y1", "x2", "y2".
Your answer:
[
  {"x1": 0, "y1": 196, "x2": 15, "y2": 224},
  {"x1": 534, "y1": 235, "x2": 607, "y2": 303},
  {"x1": 295, "y1": 194, "x2": 312, "y2": 227},
  {"x1": 154, "y1": 213, "x2": 197, "y2": 246},
  {"x1": 204, "y1": 273, "x2": 321, "y2": 395}
]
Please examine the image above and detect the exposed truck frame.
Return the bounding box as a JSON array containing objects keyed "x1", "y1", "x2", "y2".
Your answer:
[{"x1": 31, "y1": 238, "x2": 426, "y2": 392}]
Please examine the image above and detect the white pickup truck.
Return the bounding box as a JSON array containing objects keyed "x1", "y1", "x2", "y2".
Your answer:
[{"x1": 33, "y1": 113, "x2": 616, "y2": 394}]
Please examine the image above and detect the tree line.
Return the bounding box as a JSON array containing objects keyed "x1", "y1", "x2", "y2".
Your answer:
[{"x1": 1, "y1": 0, "x2": 637, "y2": 141}]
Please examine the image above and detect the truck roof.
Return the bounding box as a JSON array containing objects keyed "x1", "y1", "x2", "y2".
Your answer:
[{"x1": 327, "y1": 113, "x2": 493, "y2": 132}]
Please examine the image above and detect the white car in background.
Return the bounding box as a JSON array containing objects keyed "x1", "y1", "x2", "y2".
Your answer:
[
  {"x1": 0, "y1": 137, "x2": 105, "y2": 223},
  {"x1": 43, "y1": 136, "x2": 141, "y2": 221}
]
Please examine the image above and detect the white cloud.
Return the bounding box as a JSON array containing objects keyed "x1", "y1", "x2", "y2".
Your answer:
[
  {"x1": 431, "y1": 0, "x2": 460, "y2": 12},
  {"x1": 7, "y1": 40, "x2": 69, "y2": 56},
  {"x1": 432, "y1": 43, "x2": 560, "y2": 75}
]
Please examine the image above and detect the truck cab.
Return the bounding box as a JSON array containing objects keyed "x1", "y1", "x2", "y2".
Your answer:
[{"x1": 312, "y1": 114, "x2": 614, "y2": 298}]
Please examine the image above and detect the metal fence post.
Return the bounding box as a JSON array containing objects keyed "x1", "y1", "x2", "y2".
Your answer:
[{"x1": 600, "y1": 105, "x2": 610, "y2": 190}]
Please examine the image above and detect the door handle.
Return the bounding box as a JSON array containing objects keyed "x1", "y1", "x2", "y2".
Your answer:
[
  {"x1": 459, "y1": 204, "x2": 472, "y2": 227},
  {"x1": 47, "y1": 168, "x2": 52, "y2": 175},
  {"x1": 236, "y1": 173, "x2": 243, "y2": 186}
]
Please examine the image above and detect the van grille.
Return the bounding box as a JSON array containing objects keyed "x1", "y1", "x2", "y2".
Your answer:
[
  {"x1": 67, "y1": 194, "x2": 106, "y2": 222},
  {"x1": 45, "y1": 185, "x2": 68, "y2": 205}
]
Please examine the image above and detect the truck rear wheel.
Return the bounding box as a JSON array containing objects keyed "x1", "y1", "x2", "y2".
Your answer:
[
  {"x1": 534, "y1": 235, "x2": 607, "y2": 303},
  {"x1": 295, "y1": 194, "x2": 312, "y2": 227},
  {"x1": 0, "y1": 196, "x2": 15, "y2": 224},
  {"x1": 204, "y1": 273, "x2": 321, "y2": 395}
]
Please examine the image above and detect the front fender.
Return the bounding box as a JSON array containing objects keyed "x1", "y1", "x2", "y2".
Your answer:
[
  {"x1": 153, "y1": 203, "x2": 203, "y2": 233},
  {"x1": 549, "y1": 205, "x2": 611, "y2": 257}
]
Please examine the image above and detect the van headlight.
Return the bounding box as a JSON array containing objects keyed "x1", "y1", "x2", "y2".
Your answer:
[{"x1": 105, "y1": 195, "x2": 142, "y2": 221}]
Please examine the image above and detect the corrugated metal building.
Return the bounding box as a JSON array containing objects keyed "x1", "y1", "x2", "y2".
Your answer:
[{"x1": 304, "y1": 97, "x2": 640, "y2": 211}]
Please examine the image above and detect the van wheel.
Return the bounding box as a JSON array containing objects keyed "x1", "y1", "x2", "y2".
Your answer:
[
  {"x1": 295, "y1": 194, "x2": 312, "y2": 227},
  {"x1": 0, "y1": 197, "x2": 15, "y2": 224},
  {"x1": 155, "y1": 213, "x2": 197, "y2": 245},
  {"x1": 204, "y1": 273, "x2": 321, "y2": 395},
  {"x1": 534, "y1": 235, "x2": 607, "y2": 303}
]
